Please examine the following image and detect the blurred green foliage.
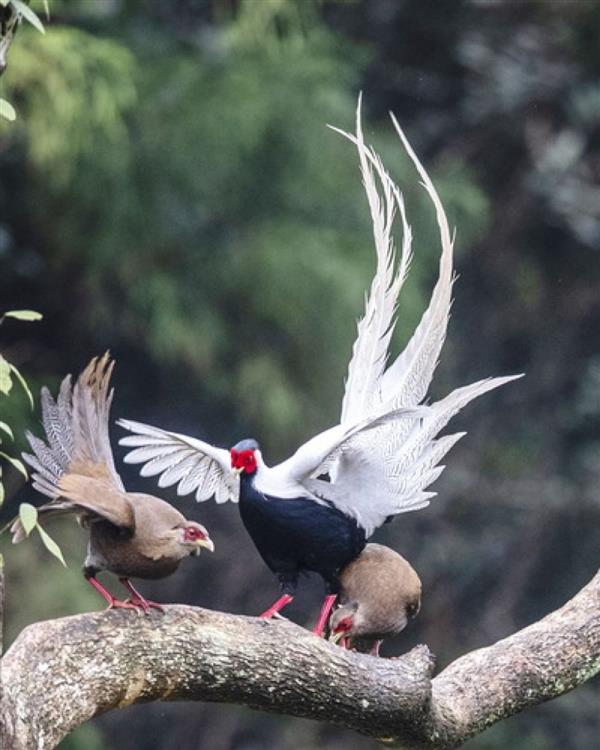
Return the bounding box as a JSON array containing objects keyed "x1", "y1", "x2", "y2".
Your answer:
[
  {"x1": 0, "y1": 0, "x2": 49, "y2": 120},
  {"x1": 0, "y1": 1, "x2": 598, "y2": 749}
]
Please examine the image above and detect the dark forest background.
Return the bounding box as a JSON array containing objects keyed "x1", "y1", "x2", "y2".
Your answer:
[{"x1": 1, "y1": 1, "x2": 599, "y2": 748}]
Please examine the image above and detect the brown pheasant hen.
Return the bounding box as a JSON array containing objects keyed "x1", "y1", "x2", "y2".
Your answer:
[
  {"x1": 10, "y1": 353, "x2": 214, "y2": 612},
  {"x1": 328, "y1": 543, "x2": 421, "y2": 655}
]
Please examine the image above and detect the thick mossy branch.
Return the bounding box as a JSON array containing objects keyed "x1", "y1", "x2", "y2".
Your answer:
[{"x1": 1, "y1": 570, "x2": 598, "y2": 750}]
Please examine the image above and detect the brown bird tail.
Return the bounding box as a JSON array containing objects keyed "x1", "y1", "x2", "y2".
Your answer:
[
  {"x1": 22, "y1": 352, "x2": 121, "y2": 500},
  {"x1": 70, "y1": 352, "x2": 120, "y2": 481},
  {"x1": 22, "y1": 373, "x2": 76, "y2": 500}
]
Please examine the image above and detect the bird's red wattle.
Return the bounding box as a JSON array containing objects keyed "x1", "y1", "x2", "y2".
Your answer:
[{"x1": 230, "y1": 448, "x2": 257, "y2": 474}]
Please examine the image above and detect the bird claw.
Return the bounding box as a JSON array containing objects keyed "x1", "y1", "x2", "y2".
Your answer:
[
  {"x1": 125, "y1": 596, "x2": 165, "y2": 614},
  {"x1": 105, "y1": 598, "x2": 142, "y2": 613},
  {"x1": 117, "y1": 578, "x2": 164, "y2": 614}
]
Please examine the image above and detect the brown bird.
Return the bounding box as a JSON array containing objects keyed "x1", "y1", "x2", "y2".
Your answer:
[
  {"x1": 10, "y1": 353, "x2": 214, "y2": 612},
  {"x1": 328, "y1": 543, "x2": 421, "y2": 655}
]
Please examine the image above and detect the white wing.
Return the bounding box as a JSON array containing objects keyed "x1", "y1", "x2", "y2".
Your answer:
[
  {"x1": 308, "y1": 376, "x2": 523, "y2": 536},
  {"x1": 117, "y1": 419, "x2": 238, "y2": 503},
  {"x1": 311, "y1": 101, "x2": 523, "y2": 534},
  {"x1": 329, "y1": 94, "x2": 412, "y2": 427},
  {"x1": 330, "y1": 109, "x2": 454, "y2": 419},
  {"x1": 263, "y1": 404, "x2": 428, "y2": 495}
]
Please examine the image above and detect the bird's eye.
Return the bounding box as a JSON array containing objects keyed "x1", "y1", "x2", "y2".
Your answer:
[{"x1": 184, "y1": 527, "x2": 202, "y2": 542}]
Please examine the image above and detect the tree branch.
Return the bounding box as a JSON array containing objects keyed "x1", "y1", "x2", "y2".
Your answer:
[
  {"x1": 423, "y1": 568, "x2": 600, "y2": 748},
  {"x1": 1, "y1": 570, "x2": 598, "y2": 750}
]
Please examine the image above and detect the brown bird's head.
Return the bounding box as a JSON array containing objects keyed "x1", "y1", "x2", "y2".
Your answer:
[
  {"x1": 328, "y1": 543, "x2": 421, "y2": 653},
  {"x1": 178, "y1": 521, "x2": 215, "y2": 556},
  {"x1": 230, "y1": 438, "x2": 261, "y2": 476}
]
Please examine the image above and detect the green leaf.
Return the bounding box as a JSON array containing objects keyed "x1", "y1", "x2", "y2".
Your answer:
[
  {"x1": 11, "y1": 0, "x2": 45, "y2": 33},
  {"x1": 0, "y1": 422, "x2": 14, "y2": 440},
  {"x1": 0, "y1": 452, "x2": 28, "y2": 479},
  {"x1": 8, "y1": 363, "x2": 34, "y2": 408},
  {"x1": 19, "y1": 502, "x2": 38, "y2": 536},
  {"x1": 0, "y1": 356, "x2": 13, "y2": 395},
  {"x1": 0, "y1": 98, "x2": 16, "y2": 122},
  {"x1": 37, "y1": 524, "x2": 67, "y2": 566},
  {"x1": 4, "y1": 310, "x2": 43, "y2": 321},
  {"x1": 0, "y1": 481, "x2": 4, "y2": 507}
]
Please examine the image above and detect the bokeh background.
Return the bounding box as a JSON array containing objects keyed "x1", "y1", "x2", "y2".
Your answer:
[{"x1": 1, "y1": 1, "x2": 599, "y2": 748}]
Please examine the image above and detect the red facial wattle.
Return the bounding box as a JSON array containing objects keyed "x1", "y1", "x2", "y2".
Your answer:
[
  {"x1": 230, "y1": 448, "x2": 258, "y2": 474},
  {"x1": 333, "y1": 616, "x2": 354, "y2": 635},
  {"x1": 183, "y1": 527, "x2": 206, "y2": 543}
]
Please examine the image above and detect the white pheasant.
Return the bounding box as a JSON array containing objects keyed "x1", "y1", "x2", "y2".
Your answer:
[{"x1": 118, "y1": 97, "x2": 522, "y2": 633}]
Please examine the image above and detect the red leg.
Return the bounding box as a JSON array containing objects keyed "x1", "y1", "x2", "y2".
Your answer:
[
  {"x1": 312, "y1": 593, "x2": 337, "y2": 636},
  {"x1": 120, "y1": 578, "x2": 164, "y2": 613},
  {"x1": 86, "y1": 576, "x2": 139, "y2": 611},
  {"x1": 260, "y1": 593, "x2": 294, "y2": 619}
]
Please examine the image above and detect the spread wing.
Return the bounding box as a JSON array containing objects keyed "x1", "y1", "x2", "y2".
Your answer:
[
  {"x1": 71, "y1": 353, "x2": 125, "y2": 490},
  {"x1": 330, "y1": 95, "x2": 413, "y2": 428},
  {"x1": 118, "y1": 419, "x2": 238, "y2": 503},
  {"x1": 22, "y1": 353, "x2": 126, "y2": 500},
  {"x1": 57, "y1": 474, "x2": 135, "y2": 528},
  {"x1": 303, "y1": 102, "x2": 523, "y2": 535},
  {"x1": 329, "y1": 103, "x2": 455, "y2": 426},
  {"x1": 9, "y1": 478, "x2": 135, "y2": 543},
  {"x1": 263, "y1": 405, "x2": 429, "y2": 497},
  {"x1": 12, "y1": 354, "x2": 134, "y2": 542},
  {"x1": 305, "y1": 376, "x2": 522, "y2": 536}
]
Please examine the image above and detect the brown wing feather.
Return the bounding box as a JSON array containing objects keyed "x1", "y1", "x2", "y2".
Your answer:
[
  {"x1": 71, "y1": 353, "x2": 124, "y2": 490},
  {"x1": 13, "y1": 354, "x2": 134, "y2": 542},
  {"x1": 9, "y1": 475, "x2": 134, "y2": 544},
  {"x1": 57, "y1": 474, "x2": 135, "y2": 529}
]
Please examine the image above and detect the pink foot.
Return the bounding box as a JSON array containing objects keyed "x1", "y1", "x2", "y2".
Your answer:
[
  {"x1": 312, "y1": 594, "x2": 337, "y2": 636},
  {"x1": 260, "y1": 593, "x2": 294, "y2": 618},
  {"x1": 106, "y1": 598, "x2": 142, "y2": 612},
  {"x1": 87, "y1": 575, "x2": 141, "y2": 613},
  {"x1": 120, "y1": 578, "x2": 165, "y2": 614}
]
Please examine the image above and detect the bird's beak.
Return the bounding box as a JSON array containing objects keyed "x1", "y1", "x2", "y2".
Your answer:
[
  {"x1": 232, "y1": 467, "x2": 243, "y2": 476},
  {"x1": 328, "y1": 629, "x2": 346, "y2": 646},
  {"x1": 196, "y1": 537, "x2": 215, "y2": 553}
]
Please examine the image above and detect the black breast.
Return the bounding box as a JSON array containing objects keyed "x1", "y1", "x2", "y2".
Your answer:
[{"x1": 238, "y1": 474, "x2": 366, "y2": 593}]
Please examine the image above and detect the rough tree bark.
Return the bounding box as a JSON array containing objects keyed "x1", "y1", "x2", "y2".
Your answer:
[{"x1": 1, "y1": 569, "x2": 598, "y2": 750}]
